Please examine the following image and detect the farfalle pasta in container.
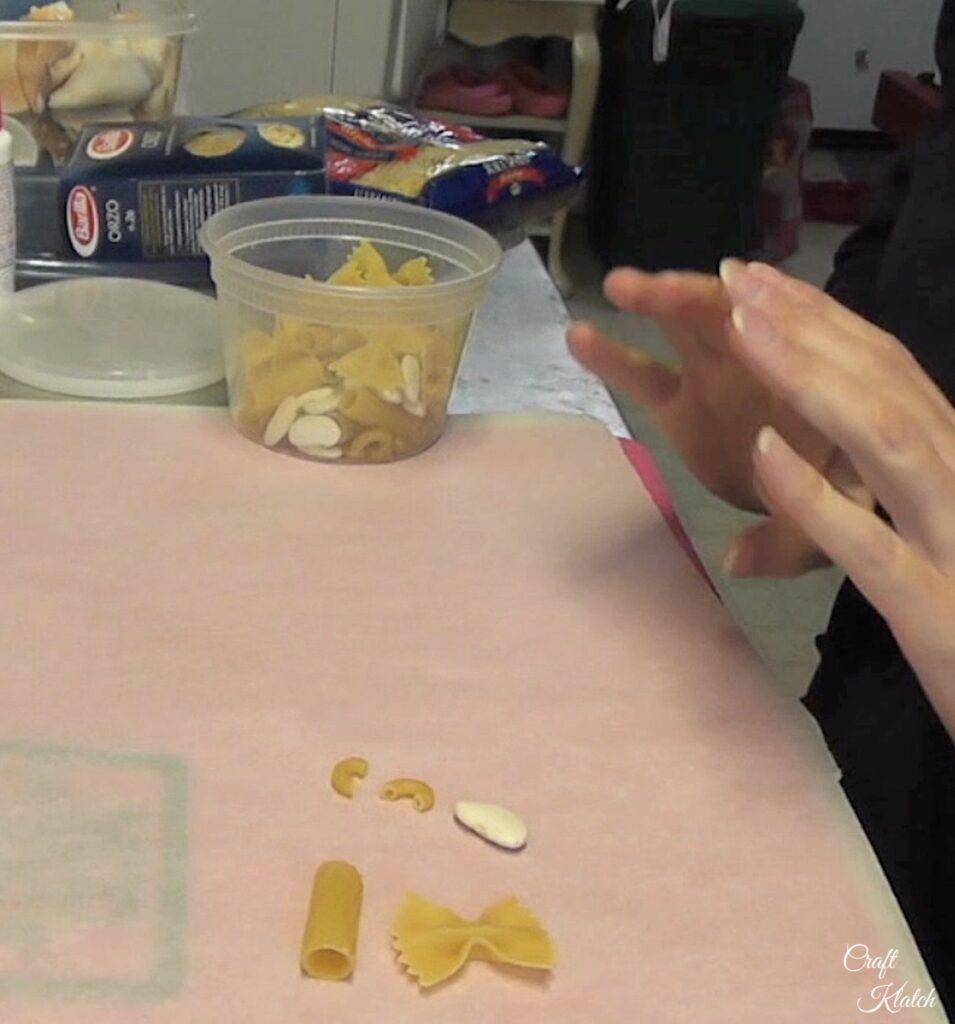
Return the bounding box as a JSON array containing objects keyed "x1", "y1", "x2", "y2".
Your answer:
[
  {"x1": 0, "y1": 0, "x2": 195, "y2": 164},
  {"x1": 198, "y1": 195, "x2": 501, "y2": 464}
]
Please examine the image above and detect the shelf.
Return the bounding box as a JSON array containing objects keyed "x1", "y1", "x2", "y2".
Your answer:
[{"x1": 416, "y1": 108, "x2": 568, "y2": 134}]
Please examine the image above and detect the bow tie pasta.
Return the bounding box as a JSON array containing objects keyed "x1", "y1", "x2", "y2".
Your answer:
[
  {"x1": 228, "y1": 242, "x2": 468, "y2": 463},
  {"x1": 393, "y1": 893, "x2": 556, "y2": 988}
]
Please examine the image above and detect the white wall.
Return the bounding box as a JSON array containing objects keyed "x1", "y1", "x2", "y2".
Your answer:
[
  {"x1": 184, "y1": 0, "x2": 339, "y2": 115},
  {"x1": 333, "y1": 0, "x2": 443, "y2": 100},
  {"x1": 790, "y1": 0, "x2": 939, "y2": 130},
  {"x1": 179, "y1": 0, "x2": 443, "y2": 115}
]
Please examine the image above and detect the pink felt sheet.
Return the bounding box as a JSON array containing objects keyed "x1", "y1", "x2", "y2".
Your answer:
[{"x1": 0, "y1": 402, "x2": 944, "y2": 1023}]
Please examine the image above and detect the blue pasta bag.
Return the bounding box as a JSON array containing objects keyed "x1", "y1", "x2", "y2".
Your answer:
[{"x1": 323, "y1": 104, "x2": 583, "y2": 237}]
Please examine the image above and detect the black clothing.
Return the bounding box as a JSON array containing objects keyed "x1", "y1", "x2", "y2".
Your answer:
[{"x1": 806, "y1": 1, "x2": 955, "y2": 1008}]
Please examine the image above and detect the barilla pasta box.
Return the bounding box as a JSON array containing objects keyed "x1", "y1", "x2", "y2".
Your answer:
[{"x1": 62, "y1": 117, "x2": 325, "y2": 261}]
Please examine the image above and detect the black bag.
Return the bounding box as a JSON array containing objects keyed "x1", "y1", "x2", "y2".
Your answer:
[{"x1": 588, "y1": 0, "x2": 804, "y2": 272}]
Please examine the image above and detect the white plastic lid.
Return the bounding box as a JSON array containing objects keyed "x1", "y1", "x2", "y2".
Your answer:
[{"x1": 0, "y1": 278, "x2": 223, "y2": 398}]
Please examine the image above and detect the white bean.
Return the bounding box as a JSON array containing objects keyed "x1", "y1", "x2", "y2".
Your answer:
[
  {"x1": 263, "y1": 395, "x2": 299, "y2": 447},
  {"x1": 296, "y1": 445, "x2": 343, "y2": 460},
  {"x1": 298, "y1": 387, "x2": 339, "y2": 415},
  {"x1": 454, "y1": 801, "x2": 528, "y2": 851},
  {"x1": 401, "y1": 354, "x2": 421, "y2": 404},
  {"x1": 289, "y1": 415, "x2": 342, "y2": 450}
]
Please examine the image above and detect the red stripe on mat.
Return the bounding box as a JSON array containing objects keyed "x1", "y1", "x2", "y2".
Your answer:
[{"x1": 618, "y1": 438, "x2": 718, "y2": 596}]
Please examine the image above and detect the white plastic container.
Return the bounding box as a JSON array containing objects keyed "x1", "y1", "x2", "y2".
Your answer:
[
  {"x1": 0, "y1": 0, "x2": 196, "y2": 164},
  {"x1": 199, "y1": 196, "x2": 502, "y2": 464}
]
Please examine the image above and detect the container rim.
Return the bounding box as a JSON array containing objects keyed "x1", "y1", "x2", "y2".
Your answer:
[
  {"x1": 199, "y1": 196, "x2": 503, "y2": 303},
  {"x1": 0, "y1": 1, "x2": 196, "y2": 38}
]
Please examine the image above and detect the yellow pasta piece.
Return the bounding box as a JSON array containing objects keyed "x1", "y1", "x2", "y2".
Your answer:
[
  {"x1": 300, "y1": 861, "x2": 364, "y2": 980},
  {"x1": 236, "y1": 351, "x2": 328, "y2": 436},
  {"x1": 236, "y1": 328, "x2": 277, "y2": 376},
  {"x1": 328, "y1": 341, "x2": 404, "y2": 393},
  {"x1": 347, "y1": 428, "x2": 394, "y2": 463},
  {"x1": 338, "y1": 389, "x2": 435, "y2": 450},
  {"x1": 380, "y1": 778, "x2": 435, "y2": 813},
  {"x1": 393, "y1": 894, "x2": 556, "y2": 988},
  {"x1": 349, "y1": 241, "x2": 400, "y2": 286},
  {"x1": 330, "y1": 756, "x2": 369, "y2": 799},
  {"x1": 327, "y1": 241, "x2": 400, "y2": 287},
  {"x1": 394, "y1": 256, "x2": 434, "y2": 287},
  {"x1": 273, "y1": 316, "x2": 337, "y2": 358},
  {"x1": 360, "y1": 325, "x2": 436, "y2": 359},
  {"x1": 326, "y1": 259, "x2": 369, "y2": 287}
]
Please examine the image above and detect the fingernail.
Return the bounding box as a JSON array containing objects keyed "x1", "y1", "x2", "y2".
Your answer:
[
  {"x1": 731, "y1": 304, "x2": 780, "y2": 345},
  {"x1": 719, "y1": 258, "x2": 764, "y2": 302},
  {"x1": 755, "y1": 425, "x2": 777, "y2": 455}
]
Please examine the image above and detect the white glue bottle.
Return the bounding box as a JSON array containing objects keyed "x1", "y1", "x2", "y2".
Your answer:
[{"x1": 0, "y1": 98, "x2": 15, "y2": 295}]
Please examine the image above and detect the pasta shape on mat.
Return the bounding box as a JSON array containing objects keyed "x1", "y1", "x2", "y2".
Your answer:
[
  {"x1": 300, "y1": 861, "x2": 364, "y2": 980},
  {"x1": 393, "y1": 893, "x2": 556, "y2": 988},
  {"x1": 330, "y1": 756, "x2": 369, "y2": 799},
  {"x1": 380, "y1": 778, "x2": 436, "y2": 813}
]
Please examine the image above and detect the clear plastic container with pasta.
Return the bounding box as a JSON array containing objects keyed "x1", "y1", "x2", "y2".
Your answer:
[{"x1": 198, "y1": 196, "x2": 501, "y2": 464}]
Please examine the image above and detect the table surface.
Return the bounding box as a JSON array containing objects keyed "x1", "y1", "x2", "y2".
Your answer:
[{"x1": 0, "y1": 242, "x2": 630, "y2": 437}]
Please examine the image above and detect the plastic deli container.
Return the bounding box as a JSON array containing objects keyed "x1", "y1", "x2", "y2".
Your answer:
[
  {"x1": 0, "y1": 0, "x2": 196, "y2": 164},
  {"x1": 199, "y1": 196, "x2": 502, "y2": 464}
]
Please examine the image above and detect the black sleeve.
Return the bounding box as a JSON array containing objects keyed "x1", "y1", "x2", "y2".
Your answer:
[{"x1": 823, "y1": 152, "x2": 910, "y2": 320}]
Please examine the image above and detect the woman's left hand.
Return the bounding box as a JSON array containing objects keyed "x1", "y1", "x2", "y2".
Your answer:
[{"x1": 722, "y1": 259, "x2": 955, "y2": 738}]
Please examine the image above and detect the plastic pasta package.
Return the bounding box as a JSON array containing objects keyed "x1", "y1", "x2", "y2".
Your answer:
[
  {"x1": 392, "y1": 893, "x2": 556, "y2": 988},
  {"x1": 235, "y1": 97, "x2": 584, "y2": 240}
]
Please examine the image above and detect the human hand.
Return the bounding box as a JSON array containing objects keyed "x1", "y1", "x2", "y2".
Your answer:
[
  {"x1": 567, "y1": 268, "x2": 849, "y2": 576},
  {"x1": 723, "y1": 259, "x2": 955, "y2": 736}
]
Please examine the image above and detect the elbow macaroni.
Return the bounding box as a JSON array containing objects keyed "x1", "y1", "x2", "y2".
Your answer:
[
  {"x1": 380, "y1": 778, "x2": 436, "y2": 813},
  {"x1": 330, "y1": 756, "x2": 369, "y2": 799}
]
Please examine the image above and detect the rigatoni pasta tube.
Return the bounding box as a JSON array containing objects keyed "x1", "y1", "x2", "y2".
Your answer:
[{"x1": 300, "y1": 861, "x2": 363, "y2": 980}]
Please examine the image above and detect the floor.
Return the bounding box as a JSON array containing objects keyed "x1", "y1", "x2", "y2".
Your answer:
[{"x1": 561, "y1": 197, "x2": 856, "y2": 700}]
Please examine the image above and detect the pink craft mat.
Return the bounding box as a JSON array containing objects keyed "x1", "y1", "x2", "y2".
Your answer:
[{"x1": 0, "y1": 403, "x2": 944, "y2": 1023}]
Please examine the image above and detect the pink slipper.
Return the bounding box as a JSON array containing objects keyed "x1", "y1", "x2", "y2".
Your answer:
[
  {"x1": 418, "y1": 65, "x2": 514, "y2": 116},
  {"x1": 496, "y1": 60, "x2": 569, "y2": 118}
]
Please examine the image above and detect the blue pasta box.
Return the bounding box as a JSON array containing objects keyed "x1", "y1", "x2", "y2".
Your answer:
[{"x1": 61, "y1": 117, "x2": 326, "y2": 261}]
